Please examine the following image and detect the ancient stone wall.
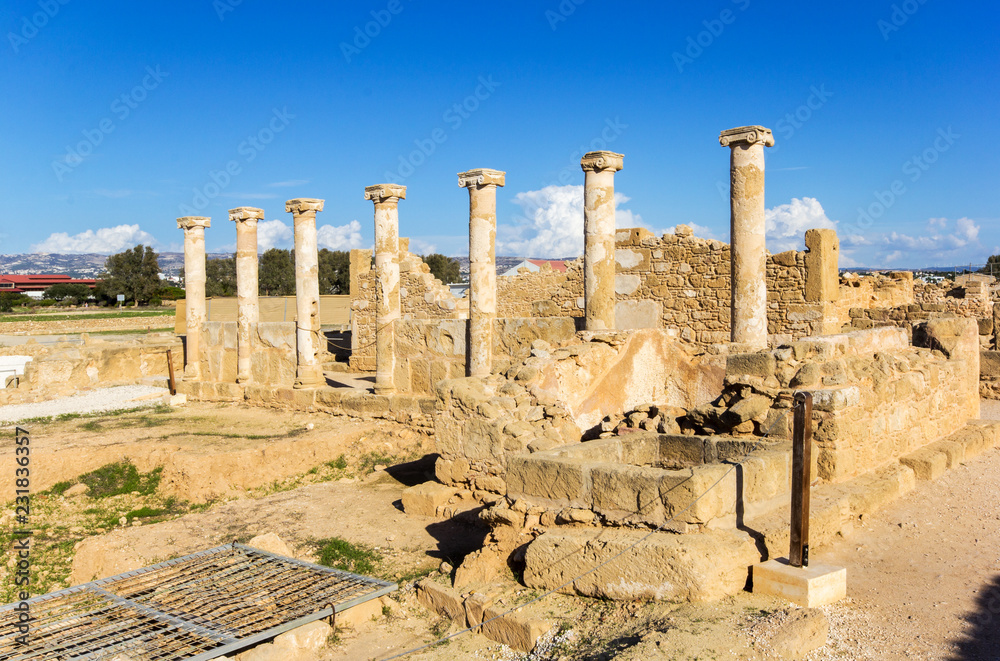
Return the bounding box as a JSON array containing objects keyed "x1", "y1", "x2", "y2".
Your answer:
[
  {"x1": 612, "y1": 226, "x2": 836, "y2": 344},
  {"x1": 837, "y1": 272, "x2": 914, "y2": 326},
  {"x1": 433, "y1": 329, "x2": 726, "y2": 494},
  {"x1": 2, "y1": 335, "x2": 183, "y2": 404},
  {"x1": 201, "y1": 321, "x2": 297, "y2": 387},
  {"x1": 394, "y1": 317, "x2": 577, "y2": 395},
  {"x1": 496, "y1": 260, "x2": 583, "y2": 319},
  {"x1": 714, "y1": 322, "x2": 980, "y2": 483},
  {"x1": 349, "y1": 241, "x2": 469, "y2": 371}
]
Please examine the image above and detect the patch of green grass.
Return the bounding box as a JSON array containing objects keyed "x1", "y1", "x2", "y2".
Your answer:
[
  {"x1": 313, "y1": 537, "x2": 382, "y2": 576},
  {"x1": 327, "y1": 455, "x2": 348, "y2": 471},
  {"x1": 396, "y1": 564, "x2": 437, "y2": 584},
  {"x1": 47, "y1": 481, "x2": 73, "y2": 496},
  {"x1": 356, "y1": 451, "x2": 401, "y2": 475},
  {"x1": 77, "y1": 461, "x2": 162, "y2": 499}
]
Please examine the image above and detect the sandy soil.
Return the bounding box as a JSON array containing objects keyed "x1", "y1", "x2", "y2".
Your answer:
[{"x1": 6, "y1": 398, "x2": 1000, "y2": 660}]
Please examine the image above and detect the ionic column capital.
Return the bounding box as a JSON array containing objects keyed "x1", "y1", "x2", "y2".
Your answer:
[
  {"x1": 458, "y1": 168, "x2": 506, "y2": 189},
  {"x1": 285, "y1": 198, "x2": 325, "y2": 215},
  {"x1": 229, "y1": 207, "x2": 265, "y2": 224},
  {"x1": 177, "y1": 216, "x2": 211, "y2": 231},
  {"x1": 365, "y1": 184, "x2": 407, "y2": 205},
  {"x1": 719, "y1": 125, "x2": 775, "y2": 148},
  {"x1": 580, "y1": 151, "x2": 624, "y2": 173}
]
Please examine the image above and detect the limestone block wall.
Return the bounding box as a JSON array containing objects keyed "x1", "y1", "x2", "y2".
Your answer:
[
  {"x1": 433, "y1": 329, "x2": 725, "y2": 493},
  {"x1": 496, "y1": 260, "x2": 584, "y2": 318},
  {"x1": 611, "y1": 227, "x2": 834, "y2": 344},
  {"x1": 394, "y1": 317, "x2": 577, "y2": 395},
  {"x1": 4, "y1": 336, "x2": 184, "y2": 403},
  {"x1": 837, "y1": 272, "x2": 915, "y2": 326},
  {"x1": 915, "y1": 280, "x2": 993, "y2": 319},
  {"x1": 350, "y1": 242, "x2": 469, "y2": 371},
  {"x1": 718, "y1": 323, "x2": 979, "y2": 483},
  {"x1": 201, "y1": 321, "x2": 297, "y2": 387}
]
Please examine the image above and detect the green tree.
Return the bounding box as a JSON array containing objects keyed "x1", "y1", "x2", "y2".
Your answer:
[
  {"x1": 258, "y1": 248, "x2": 295, "y2": 296},
  {"x1": 979, "y1": 255, "x2": 1000, "y2": 277},
  {"x1": 318, "y1": 249, "x2": 351, "y2": 295},
  {"x1": 206, "y1": 255, "x2": 237, "y2": 297},
  {"x1": 101, "y1": 245, "x2": 162, "y2": 305},
  {"x1": 422, "y1": 253, "x2": 462, "y2": 284},
  {"x1": 42, "y1": 283, "x2": 92, "y2": 302}
]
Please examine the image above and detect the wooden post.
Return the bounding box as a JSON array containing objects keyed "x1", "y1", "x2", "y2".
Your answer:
[
  {"x1": 166, "y1": 350, "x2": 176, "y2": 396},
  {"x1": 790, "y1": 390, "x2": 813, "y2": 567}
]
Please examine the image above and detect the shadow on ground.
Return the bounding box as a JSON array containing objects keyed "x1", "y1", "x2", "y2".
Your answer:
[{"x1": 947, "y1": 573, "x2": 1000, "y2": 660}]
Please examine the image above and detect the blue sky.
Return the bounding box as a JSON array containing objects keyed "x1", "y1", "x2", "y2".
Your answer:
[{"x1": 0, "y1": 0, "x2": 997, "y2": 268}]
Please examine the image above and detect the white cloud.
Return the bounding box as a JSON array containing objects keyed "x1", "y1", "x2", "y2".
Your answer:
[
  {"x1": 876, "y1": 217, "x2": 982, "y2": 265},
  {"x1": 31, "y1": 224, "x2": 157, "y2": 254},
  {"x1": 256, "y1": 219, "x2": 293, "y2": 251},
  {"x1": 408, "y1": 238, "x2": 438, "y2": 255},
  {"x1": 765, "y1": 197, "x2": 837, "y2": 252},
  {"x1": 317, "y1": 221, "x2": 363, "y2": 251},
  {"x1": 268, "y1": 180, "x2": 310, "y2": 188},
  {"x1": 497, "y1": 185, "x2": 641, "y2": 258},
  {"x1": 255, "y1": 219, "x2": 363, "y2": 252}
]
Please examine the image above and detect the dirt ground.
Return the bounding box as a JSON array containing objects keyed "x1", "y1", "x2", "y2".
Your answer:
[{"x1": 3, "y1": 397, "x2": 1000, "y2": 659}]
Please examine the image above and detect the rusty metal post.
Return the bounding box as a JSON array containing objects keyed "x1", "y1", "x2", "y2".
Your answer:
[
  {"x1": 166, "y1": 350, "x2": 176, "y2": 396},
  {"x1": 790, "y1": 390, "x2": 813, "y2": 567}
]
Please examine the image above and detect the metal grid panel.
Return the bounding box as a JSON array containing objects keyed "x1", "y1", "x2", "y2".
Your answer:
[{"x1": 0, "y1": 544, "x2": 396, "y2": 661}]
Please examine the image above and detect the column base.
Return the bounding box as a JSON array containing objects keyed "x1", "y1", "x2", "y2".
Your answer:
[
  {"x1": 753, "y1": 558, "x2": 847, "y2": 607},
  {"x1": 374, "y1": 386, "x2": 396, "y2": 395},
  {"x1": 293, "y1": 365, "x2": 325, "y2": 389},
  {"x1": 183, "y1": 364, "x2": 202, "y2": 381}
]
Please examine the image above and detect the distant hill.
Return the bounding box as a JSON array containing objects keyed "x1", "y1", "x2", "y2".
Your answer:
[
  {"x1": 0, "y1": 252, "x2": 582, "y2": 281},
  {"x1": 0, "y1": 253, "x2": 232, "y2": 278}
]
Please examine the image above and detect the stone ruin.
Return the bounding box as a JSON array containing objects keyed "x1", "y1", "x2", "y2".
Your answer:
[{"x1": 9, "y1": 125, "x2": 1000, "y2": 631}]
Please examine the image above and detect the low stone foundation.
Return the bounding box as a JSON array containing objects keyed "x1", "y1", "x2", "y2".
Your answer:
[{"x1": 176, "y1": 379, "x2": 435, "y2": 427}]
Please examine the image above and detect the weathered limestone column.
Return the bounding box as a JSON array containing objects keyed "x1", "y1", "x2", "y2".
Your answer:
[
  {"x1": 459, "y1": 169, "x2": 505, "y2": 377},
  {"x1": 364, "y1": 184, "x2": 406, "y2": 394},
  {"x1": 286, "y1": 198, "x2": 325, "y2": 389},
  {"x1": 177, "y1": 216, "x2": 211, "y2": 379},
  {"x1": 229, "y1": 207, "x2": 264, "y2": 384},
  {"x1": 720, "y1": 126, "x2": 774, "y2": 348},
  {"x1": 581, "y1": 151, "x2": 624, "y2": 331}
]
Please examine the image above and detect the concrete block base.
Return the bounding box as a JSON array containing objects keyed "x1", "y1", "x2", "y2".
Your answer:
[{"x1": 753, "y1": 558, "x2": 847, "y2": 607}]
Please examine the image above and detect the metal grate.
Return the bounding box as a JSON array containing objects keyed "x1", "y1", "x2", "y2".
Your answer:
[{"x1": 0, "y1": 543, "x2": 396, "y2": 660}]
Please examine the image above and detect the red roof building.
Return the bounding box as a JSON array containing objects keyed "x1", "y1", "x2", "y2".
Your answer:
[
  {"x1": 501, "y1": 259, "x2": 570, "y2": 276},
  {"x1": 0, "y1": 274, "x2": 97, "y2": 294}
]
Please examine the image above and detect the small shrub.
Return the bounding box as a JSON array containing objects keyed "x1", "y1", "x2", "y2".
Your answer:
[
  {"x1": 313, "y1": 537, "x2": 381, "y2": 576},
  {"x1": 77, "y1": 461, "x2": 162, "y2": 499}
]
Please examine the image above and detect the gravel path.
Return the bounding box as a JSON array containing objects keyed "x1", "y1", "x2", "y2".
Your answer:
[{"x1": 0, "y1": 385, "x2": 170, "y2": 424}]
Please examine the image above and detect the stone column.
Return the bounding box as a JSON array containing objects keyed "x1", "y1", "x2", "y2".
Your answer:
[
  {"x1": 581, "y1": 151, "x2": 624, "y2": 331},
  {"x1": 720, "y1": 126, "x2": 774, "y2": 348},
  {"x1": 177, "y1": 216, "x2": 211, "y2": 379},
  {"x1": 286, "y1": 198, "x2": 325, "y2": 389},
  {"x1": 229, "y1": 207, "x2": 263, "y2": 384},
  {"x1": 364, "y1": 184, "x2": 406, "y2": 394},
  {"x1": 459, "y1": 169, "x2": 505, "y2": 378}
]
